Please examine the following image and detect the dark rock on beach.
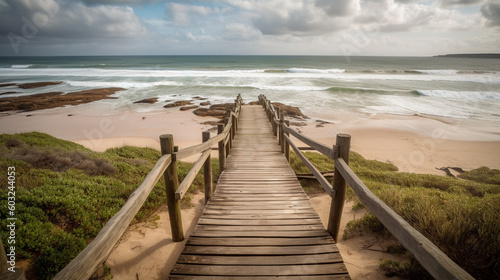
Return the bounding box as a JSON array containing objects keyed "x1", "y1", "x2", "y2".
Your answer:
[
  {"x1": 192, "y1": 108, "x2": 228, "y2": 118},
  {"x1": 0, "y1": 92, "x2": 17, "y2": 96},
  {"x1": 134, "y1": 98, "x2": 158, "y2": 104},
  {"x1": 17, "y1": 81, "x2": 63, "y2": 89},
  {"x1": 0, "y1": 87, "x2": 125, "y2": 112},
  {"x1": 0, "y1": 83, "x2": 17, "y2": 88},
  {"x1": 272, "y1": 102, "x2": 308, "y2": 119},
  {"x1": 164, "y1": 100, "x2": 193, "y2": 108},
  {"x1": 210, "y1": 103, "x2": 235, "y2": 111},
  {"x1": 192, "y1": 103, "x2": 236, "y2": 118},
  {"x1": 180, "y1": 105, "x2": 199, "y2": 111}
]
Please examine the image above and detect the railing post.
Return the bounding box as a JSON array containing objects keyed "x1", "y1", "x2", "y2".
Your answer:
[
  {"x1": 226, "y1": 118, "x2": 233, "y2": 151},
  {"x1": 217, "y1": 124, "x2": 226, "y2": 172},
  {"x1": 279, "y1": 113, "x2": 284, "y2": 151},
  {"x1": 327, "y1": 133, "x2": 351, "y2": 242},
  {"x1": 231, "y1": 113, "x2": 236, "y2": 139},
  {"x1": 160, "y1": 134, "x2": 184, "y2": 242},
  {"x1": 284, "y1": 120, "x2": 290, "y2": 162},
  {"x1": 202, "y1": 131, "x2": 212, "y2": 204}
]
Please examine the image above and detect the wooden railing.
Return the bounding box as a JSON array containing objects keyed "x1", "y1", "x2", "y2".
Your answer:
[
  {"x1": 258, "y1": 94, "x2": 474, "y2": 280},
  {"x1": 53, "y1": 95, "x2": 242, "y2": 280}
]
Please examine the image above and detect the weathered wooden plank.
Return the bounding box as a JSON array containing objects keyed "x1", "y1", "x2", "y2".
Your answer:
[
  {"x1": 169, "y1": 275, "x2": 350, "y2": 280},
  {"x1": 186, "y1": 236, "x2": 334, "y2": 246},
  {"x1": 207, "y1": 200, "x2": 311, "y2": 206},
  {"x1": 197, "y1": 218, "x2": 322, "y2": 226},
  {"x1": 201, "y1": 214, "x2": 319, "y2": 220},
  {"x1": 171, "y1": 263, "x2": 348, "y2": 276},
  {"x1": 182, "y1": 244, "x2": 339, "y2": 255},
  {"x1": 203, "y1": 209, "x2": 317, "y2": 215},
  {"x1": 194, "y1": 224, "x2": 326, "y2": 231},
  {"x1": 189, "y1": 231, "x2": 331, "y2": 238},
  {"x1": 177, "y1": 253, "x2": 344, "y2": 265}
]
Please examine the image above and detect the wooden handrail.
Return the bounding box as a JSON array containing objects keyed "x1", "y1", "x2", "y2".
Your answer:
[
  {"x1": 54, "y1": 94, "x2": 243, "y2": 279},
  {"x1": 176, "y1": 132, "x2": 225, "y2": 160},
  {"x1": 259, "y1": 94, "x2": 474, "y2": 280},
  {"x1": 54, "y1": 154, "x2": 172, "y2": 280},
  {"x1": 175, "y1": 149, "x2": 211, "y2": 200},
  {"x1": 335, "y1": 159, "x2": 474, "y2": 280},
  {"x1": 283, "y1": 125, "x2": 337, "y2": 159},
  {"x1": 284, "y1": 134, "x2": 333, "y2": 197}
]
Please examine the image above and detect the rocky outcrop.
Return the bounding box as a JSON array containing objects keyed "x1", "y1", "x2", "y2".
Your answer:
[
  {"x1": 134, "y1": 98, "x2": 158, "y2": 104},
  {"x1": 192, "y1": 103, "x2": 235, "y2": 118},
  {"x1": 192, "y1": 108, "x2": 228, "y2": 118},
  {"x1": 272, "y1": 102, "x2": 308, "y2": 119},
  {"x1": 0, "y1": 87, "x2": 125, "y2": 112},
  {"x1": 180, "y1": 105, "x2": 199, "y2": 111},
  {"x1": 164, "y1": 100, "x2": 193, "y2": 108},
  {"x1": 17, "y1": 81, "x2": 63, "y2": 89}
]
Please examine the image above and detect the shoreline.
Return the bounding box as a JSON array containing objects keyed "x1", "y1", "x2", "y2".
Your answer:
[{"x1": 1, "y1": 105, "x2": 498, "y2": 174}]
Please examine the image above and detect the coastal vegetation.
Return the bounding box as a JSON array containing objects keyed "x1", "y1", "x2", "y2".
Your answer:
[
  {"x1": 0, "y1": 132, "x2": 214, "y2": 279},
  {"x1": 290, "y1": 151, "x2": 500, "y2": 280}
]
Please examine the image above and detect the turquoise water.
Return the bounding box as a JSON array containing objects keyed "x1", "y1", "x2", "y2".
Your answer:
[{"x1": 1, "y1": 55, "x2": 499, "y2": 123}]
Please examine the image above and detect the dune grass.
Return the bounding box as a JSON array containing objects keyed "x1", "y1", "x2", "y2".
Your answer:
[
  {"x1": 0, "y1": 132, "x2": 217, "y2": 279},
  {"x1": 288, "y1": 150, "x2": 500, "y2": 280}
]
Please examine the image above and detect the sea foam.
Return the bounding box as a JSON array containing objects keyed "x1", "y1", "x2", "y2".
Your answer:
[{"x1": 416, "y1": 90, "x2": 500, "y2": 101}]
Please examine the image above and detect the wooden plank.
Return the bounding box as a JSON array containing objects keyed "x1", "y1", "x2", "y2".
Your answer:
[
  {"x1": 177, "y1": 253, "x2": 344, "y2": 265},
  {"x1": 203, "y1": 209, "x2": 317, "y2": 215},
  {"x1": 171, "y1": 263, "x2": 348, "y2": 276},
  {"x1": 197, "y1": 218, "x2": 322, "y2": 226},
  {"x1": 189, "y1": 231, "x2": 331, "y2": 238},
  {"x1": 182, "y1": 244, "x2": 339, "y2": 255},
  {"x1": 186, "y1": 236, "x2": 334, "y2": 246},
  {"x1": 169, "y1": 275, "x2": 350, "y2": 280},
  {"x1": 194, "y1": 225, "x2": 326, "y2": 231},
  {"x1": 201, "y1": 214, "x2": 319, "y2": 220}
]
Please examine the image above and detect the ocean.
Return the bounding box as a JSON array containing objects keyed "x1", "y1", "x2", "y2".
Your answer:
[{"x1": 1, "y1": 55, "x2": 499, "y2": 127}]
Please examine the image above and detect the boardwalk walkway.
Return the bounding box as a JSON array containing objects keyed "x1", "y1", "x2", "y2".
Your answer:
[{"x1": 168, "y1": 105, "x2": 350, "y2": 279}]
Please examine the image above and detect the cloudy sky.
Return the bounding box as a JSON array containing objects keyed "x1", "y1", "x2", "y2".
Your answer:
[{"x1": 0, "y1": 0, "x2": 499, "y2": 56}]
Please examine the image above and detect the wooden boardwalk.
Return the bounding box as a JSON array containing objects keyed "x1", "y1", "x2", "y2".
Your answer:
[{"x1": 168, "y1": 105, "x2": 350, "y2": 279}]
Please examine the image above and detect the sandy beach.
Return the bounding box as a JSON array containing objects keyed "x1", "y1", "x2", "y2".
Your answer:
[
  {"x1": 1, "y1": 104, "x2": 499, "y2": 173},
  {"x1": 1, "y1": 103, "x2": 499, "y2": 279}
]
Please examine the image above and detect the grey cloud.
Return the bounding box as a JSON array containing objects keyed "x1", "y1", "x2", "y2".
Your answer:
[
  {"x1": 0, "y1": 0, "x2": 147, "y2": 55},
  {"x1": 0, "y1": 0, "x2": 147, "y2": 38},
  {"x1": 83, "y1": 0, "x2": 160, "y2": 4},
  {"x1": 251, "y1": 1, "x2": 351, "y2": 36},
  {"x1": 315, "y1": 0, "x2": 359, "y2": 17},
  {"x1": 439, "y1": 0, "x2": 484, "y2": 7},
  {"x1": 481, "y1": 2, "x2": 500, "y2": 26}
]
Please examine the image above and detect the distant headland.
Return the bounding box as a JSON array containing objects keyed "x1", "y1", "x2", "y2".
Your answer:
[{"x1": 435, "y1": 53, "x2": 500, "y2": 59}]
